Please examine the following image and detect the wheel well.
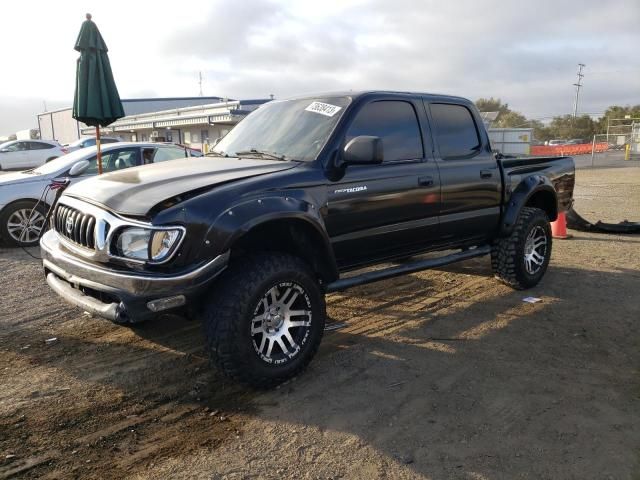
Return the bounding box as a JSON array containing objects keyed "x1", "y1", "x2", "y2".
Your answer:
[
  {"x1": 0, "y1": 198, "x2": 50, "y2": 219},
  {"x1": 230, "y1": 219, "x2": 338, "y2": 283},
  {"x1": 525, "y1": 190, "x2": 557, "y2": 222}
]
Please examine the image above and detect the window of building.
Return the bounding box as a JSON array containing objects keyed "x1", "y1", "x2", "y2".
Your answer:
[
  {"x1": 201, "y1": 129, "x2": 209, "y2": 144},
  {"x1": 345, "y1": 101, "x2": 423, "y2": 162},
  {"x1": 429, "y1": 103, "x2": 481, "y2": 159}
]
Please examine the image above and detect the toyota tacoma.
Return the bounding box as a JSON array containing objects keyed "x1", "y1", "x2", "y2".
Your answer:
[{"x1": 40, "y1": 91, "x2": 575, "y2": 388}]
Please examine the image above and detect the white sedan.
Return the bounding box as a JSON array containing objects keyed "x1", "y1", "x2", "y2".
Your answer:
[
  {"x1": 0, "y1": 142, "x2": 198, "y2": 247},
  {"x1": 0, "y1": 140, "x2": 67, "y2": 170}
]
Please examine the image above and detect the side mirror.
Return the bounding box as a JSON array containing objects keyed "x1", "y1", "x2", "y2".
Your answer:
[
  {"x1": 341, "y1": 136, "x2": 383, "y2": 166},
  {"x1": 68, "y1": 160, "x2": 90, "y2": 177}
]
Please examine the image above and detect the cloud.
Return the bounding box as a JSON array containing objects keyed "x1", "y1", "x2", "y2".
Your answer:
[
  {"x1": 0, "y1": 0, "x2": 638, "y2": 134},
  {"x1": 165, "y1": 0, "x2": 640, "y2": 117}
]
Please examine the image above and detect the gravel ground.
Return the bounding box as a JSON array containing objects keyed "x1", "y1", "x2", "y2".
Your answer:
[{"x1": 1, "y1": 166, "x2": 639, "y2": 479}]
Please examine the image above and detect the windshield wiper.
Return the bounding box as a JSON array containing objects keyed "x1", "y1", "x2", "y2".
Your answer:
[
  {"x1": 235, "y1": 149, "x2": 287, "y2": 161},
  {"x1": 205, "y1": 150, "x2": 229, "y2": 157}
]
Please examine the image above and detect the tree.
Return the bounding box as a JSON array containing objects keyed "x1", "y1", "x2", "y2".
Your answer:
[
  {"x1": 475, "y1": 98, "x2": 528, "y2": 128},
  {"x1": 595, "y1": 105, "x2": 640, "y2": 134},
  {"x1": 546, "y1": 115, "x2": 597, "y2": 141}
]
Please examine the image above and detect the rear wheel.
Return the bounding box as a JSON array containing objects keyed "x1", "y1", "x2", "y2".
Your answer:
[
  {"x1": 491, "y1": 207, "x2": 552, "y2": 290},
  {"x1": 204, "y1": 253, "x2": 325, "y2": 389},
  {"x1": 0, "y1": 200, "x2": 47, "y2": 247}
]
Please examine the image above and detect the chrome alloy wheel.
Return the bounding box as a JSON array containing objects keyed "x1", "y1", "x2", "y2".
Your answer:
[
  {"x1": 524, "y1": 225, "x2": 548, "y2": 275},
  {"x1": 251, "y1": 281, "x2": 312, "y2": 365},
  {"x1": 7, "y1": 208, "x2": 46, "y2": 244}
]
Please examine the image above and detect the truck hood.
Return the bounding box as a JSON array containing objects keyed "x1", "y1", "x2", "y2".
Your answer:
[{"x1": 64, "y1": 157, "x2": 298, "y2": 216}]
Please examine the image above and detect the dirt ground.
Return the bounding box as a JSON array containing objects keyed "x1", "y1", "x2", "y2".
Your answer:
[{"x1": 1, "y1": 167, "x2": 639, "y2": 480}]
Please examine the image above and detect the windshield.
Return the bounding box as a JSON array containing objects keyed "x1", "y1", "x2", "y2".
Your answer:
[
  {"x1": 213, "y1": 96, "x2": 351, "y2": 162},
  {"x1": 0, "y1": 140, "x2": 16, "y2": 150},
  {"x1": 31, "y1": 147, "x2": 98, "y2": 175}
]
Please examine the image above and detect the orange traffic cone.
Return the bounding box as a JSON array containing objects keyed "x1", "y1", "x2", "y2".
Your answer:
[{"x1": 551, "y1": 212, "x2": 572, "y2": 239}]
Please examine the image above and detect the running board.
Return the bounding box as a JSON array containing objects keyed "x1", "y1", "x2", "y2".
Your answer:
[{"x1": 325, "y1": 245, "x2": 492, "y2": 293}]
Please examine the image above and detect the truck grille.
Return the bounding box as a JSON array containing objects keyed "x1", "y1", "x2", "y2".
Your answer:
[{"x1": 54, "y1": 205, "x2": 97, "y2": 249}]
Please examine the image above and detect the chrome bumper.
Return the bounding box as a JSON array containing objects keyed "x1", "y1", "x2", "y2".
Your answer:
[{"x1": 40, "y1": 229, "x2": 229, "y2": 321}]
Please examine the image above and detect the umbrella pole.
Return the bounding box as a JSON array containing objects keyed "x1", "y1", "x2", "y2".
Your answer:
[{"x1": 96, "y1": 126, "x2": 103, "y2": 174}]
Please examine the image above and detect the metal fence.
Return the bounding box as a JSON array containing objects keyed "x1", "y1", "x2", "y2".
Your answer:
[{"x1": 529, "y1": 131, "x2": 640, "y2": 169}]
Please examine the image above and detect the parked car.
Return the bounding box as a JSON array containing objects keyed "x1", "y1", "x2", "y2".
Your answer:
[
  {"x1": 64, "y1": 136, "x2": 121, "y2": 153},
  {"x1": 41, "y1": 91, "x2": 575, "y2": 388},
  {"x1": 0, "y1": 140, "x2": 67, "y2": 170},
  {"x1": 0, "y1": 142, "x2": 198, "y2": 247},
  {"x1": 566, "y1": 138, "x2": 586, "y2": 145},
  {"x1": 546, "y1": 139, "x2": 567, "y2": 146}
]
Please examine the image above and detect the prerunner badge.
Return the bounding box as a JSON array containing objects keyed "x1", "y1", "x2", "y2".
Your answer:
[{"x1": 305, "y1": 101, "x2": 342, "y2": 117}]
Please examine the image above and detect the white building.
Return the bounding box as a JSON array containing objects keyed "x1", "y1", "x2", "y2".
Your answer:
[{"x1": 37, "y1": 96, "x2": 270, "y2": 149}]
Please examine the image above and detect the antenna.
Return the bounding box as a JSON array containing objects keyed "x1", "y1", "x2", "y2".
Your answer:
[
  {"x1": 198, "y1": 72, "x2": 204, "y2": 97},
  {"x1": 572, "y1": 63, "x2": 585, "y2": 118}
]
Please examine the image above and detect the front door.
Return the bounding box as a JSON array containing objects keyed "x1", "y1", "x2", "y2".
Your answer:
[
  {"x1": 1, "y1": 142, "x2": 30, "y2": 169},
  {"x1": 325, "y1": 99, "x2": 441, "y2": 268}
]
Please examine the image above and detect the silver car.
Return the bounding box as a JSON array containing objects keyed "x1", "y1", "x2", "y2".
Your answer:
[{"x1": 0, "y1": 142, "x2": 198, "y2": 247}]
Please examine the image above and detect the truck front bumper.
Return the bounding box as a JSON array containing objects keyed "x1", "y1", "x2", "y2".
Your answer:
[{"x1": 40, "y1": 229, "x2": 229, "y2": 323}]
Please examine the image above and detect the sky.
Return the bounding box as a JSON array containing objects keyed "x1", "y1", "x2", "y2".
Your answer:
[{"x1": 1, "y1": 0, "x2": 639, "y2": 135}]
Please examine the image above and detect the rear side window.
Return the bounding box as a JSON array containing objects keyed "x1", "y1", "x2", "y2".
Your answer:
[
  {"x1": 29, "y1": 141, "x2": 55, "y2": 150},
  {"x1": 430, "y1": 103, "x2": 480, "y2": 159},
  {"x1": 346, "y1": 101, "x2": 423, "y2": 162}
]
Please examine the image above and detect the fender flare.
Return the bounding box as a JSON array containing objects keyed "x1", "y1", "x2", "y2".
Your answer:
[
  {"x1": 500, "y1": 175, "x2": 557, "y2": 236},
  {"x1": 207, "y1": 194, "x2": 339, "y2": 280}
]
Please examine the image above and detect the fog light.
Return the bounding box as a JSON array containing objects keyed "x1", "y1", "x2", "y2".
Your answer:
[{"x1": 146, "y1": 295, "x2": 186, "y2": 312}]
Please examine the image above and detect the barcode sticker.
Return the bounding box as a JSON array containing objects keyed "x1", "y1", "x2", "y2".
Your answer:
[{"x1": 305, "y1": 101, "x2": 342, "y2": 117}]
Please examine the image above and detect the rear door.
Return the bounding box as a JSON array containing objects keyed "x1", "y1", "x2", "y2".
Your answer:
[
  {"x1": 325, "y1": 99, "x2": 441, "y2": 268},
  {"x1": 426, "y1": 101, "x2": 501, "y2": 242},
  {"x1": 27, "y1": 141, "x2": 58, "y2": 166}
]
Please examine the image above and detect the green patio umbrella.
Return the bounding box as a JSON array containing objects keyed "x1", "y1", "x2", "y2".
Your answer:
[{"x1": 72, "y1": 13, "x2": 124, "y2": 174}]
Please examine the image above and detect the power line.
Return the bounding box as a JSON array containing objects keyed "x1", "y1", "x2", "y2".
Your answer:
[{"x1": 572, "y1": 63, "x2": 585, "y2": 118}]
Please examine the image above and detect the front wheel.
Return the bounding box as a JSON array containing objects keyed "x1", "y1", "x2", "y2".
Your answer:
[
  {"x1": 0, "y1": 200, "x2": 48, "y2": 247},
  {"x1": 491, "y1": 206, "x2": 552, "y2": 290},
  {"x1": 204, "y1": 253, "x2": 326, "y2": 389}
]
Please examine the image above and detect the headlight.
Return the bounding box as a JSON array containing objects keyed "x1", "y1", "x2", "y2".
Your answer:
[{"x1": 114, "y1": 227, "x2": 183, "y2": 263}]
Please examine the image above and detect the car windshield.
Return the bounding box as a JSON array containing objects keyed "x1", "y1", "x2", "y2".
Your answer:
[
  {"x1": 30, "y1": 147, "x2": 98, "y2": 175},
  {"x1": 212, "y1": 96, "x2": 351, "y2": 162},
  {"x1": 0, "y1": 140, "x2": 16, "y2": 149}
]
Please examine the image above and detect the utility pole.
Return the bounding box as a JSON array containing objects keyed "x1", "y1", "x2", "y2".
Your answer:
[
  {"x1": 198, "y1": 72, "x2": 204, "y2": 97},
  {"x1": 572, "y1": 63, "x2": 585, "y2": 118}
]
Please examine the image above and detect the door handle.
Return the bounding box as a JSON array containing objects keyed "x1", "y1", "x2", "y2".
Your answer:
[
  {"x1": 418, "y1": 176, "x2": 434, "y2": 187},
  {"x1": 480, "y1": 170, "x2": 493, "y2": 179}
]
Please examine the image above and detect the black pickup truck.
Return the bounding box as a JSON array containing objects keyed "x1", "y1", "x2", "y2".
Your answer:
[{"x1": 41, "y1": 91, "x2": 575, "y2": 388}]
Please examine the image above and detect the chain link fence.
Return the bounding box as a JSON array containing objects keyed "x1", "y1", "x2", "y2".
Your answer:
[{"x1": 530, "y1": 130, "x2": 640, "y2": 169}]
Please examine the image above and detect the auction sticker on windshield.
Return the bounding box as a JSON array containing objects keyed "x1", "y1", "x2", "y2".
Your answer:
[{"x1": 305, "y1": 101, "x2": 342, "y2": 117}]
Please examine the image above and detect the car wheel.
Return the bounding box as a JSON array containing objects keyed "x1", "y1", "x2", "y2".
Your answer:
[
  {"x1": 204, "y1": 252, "x2": 326, "y2": 389},
  {"x1": 0, "y1": 200, "x2": 48, "y2": 247},
  {"x1": 491, "y1": 207, "x2": 552, "y2": 290}
]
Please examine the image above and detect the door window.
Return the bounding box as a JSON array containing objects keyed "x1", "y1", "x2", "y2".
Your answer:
[
  {"x1": 28, "y1": 141, "x2": 55, "y2": 150},
  {"x1": 430, "y1": 103, "x2": 481, "y2": 159},
  {"x1": 152, "y1": 147, "x2": 188, "y2": 163},
  {"x1": 83, "y1": 148, "x2": 141, "y2": 175},
  {"x1": 345, "y1": 101, "x2": 423, "y2": 162},
  {"x1": 2, "y1": 142, "x2": 22, "y2": 152}
]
